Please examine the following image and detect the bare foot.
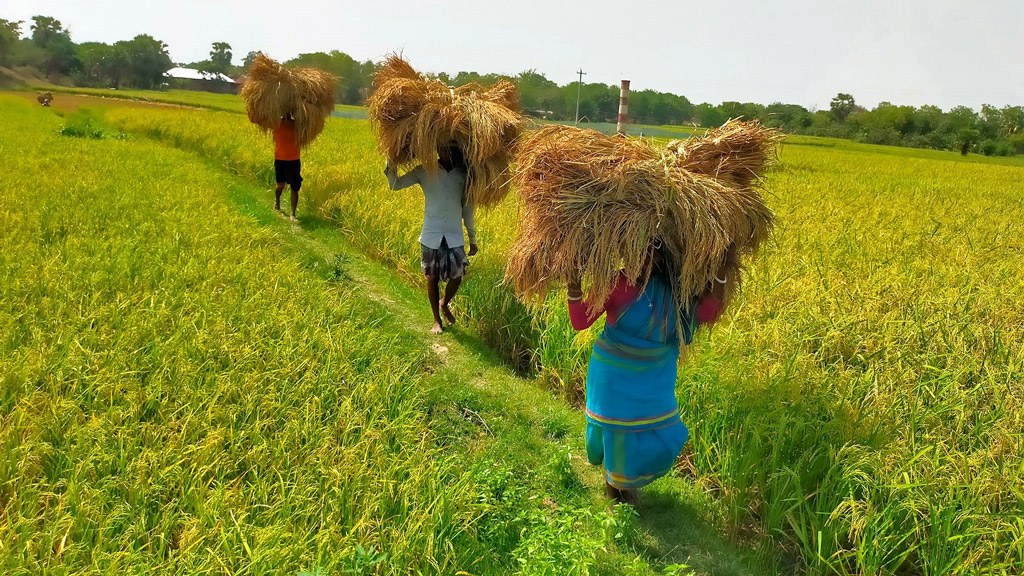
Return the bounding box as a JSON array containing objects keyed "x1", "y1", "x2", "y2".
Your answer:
[
  {"x1": 289, "y1": 215, "x2": 298, "y2": 223},
  {"x1": 618, "y1": 488, "x2": 638, "y2": 506},
  {"x1": 605, "y1": 482, "x2": 637, "y2": 506},
  {"x1": 440, "y1": 301, "x2": 456, "y2": 325},
  {"x1": 605, "y1": 482, "x2": 621, "y2": 502},
  {"x1": 430, "y1": 322, "x2": 444, "y2": 335},
  {"x1": 274, "y1": 203, "x2": 281, "y2": 211}
]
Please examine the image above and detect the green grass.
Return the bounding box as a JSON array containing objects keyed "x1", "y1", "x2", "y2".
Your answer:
[
  {"x1": 0, "y1": 96, "x2": 470, "y2": 574},
  {"x1": 0, "y1": 97, "x2": 572, "y2": 574},
  {"x1": 784, "y1": 134, "x2": 1024, "y2": 167},
  {"x1": 1, "y1": 94, "x2": 789, "y2": 575},
  {"x1": 95, "y1": 101, "x2": 1024, "y2": 575}
]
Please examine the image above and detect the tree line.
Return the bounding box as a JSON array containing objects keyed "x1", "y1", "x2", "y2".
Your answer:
[{"x1": 2, "y1": 14, "x2": 1021, "y2": 156}]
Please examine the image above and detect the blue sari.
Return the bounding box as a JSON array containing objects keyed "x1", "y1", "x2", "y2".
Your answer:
[{"x1": 585, "y1": 275, "x2": 697, "y2": 490}]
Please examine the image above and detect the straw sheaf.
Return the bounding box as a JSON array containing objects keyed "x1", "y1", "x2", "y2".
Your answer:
[
  {"x1": 241, "y1": 54, "x2": 337, "y2": 147},
  {"x1": 507, "y1": 121, "x2": 779, "y2": 328},
  {"x1": 367, "y1": 54, "x2": 524, "y2": 207},
  {"x1": 667, "y1": 118, "x2": 783, "y2": 189}
]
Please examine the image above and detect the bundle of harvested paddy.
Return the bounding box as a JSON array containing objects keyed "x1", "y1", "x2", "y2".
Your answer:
[
  {"x1": 241, "y1": 54, "x2": 336, "y2": 147},
  {"x1": 367, "y1": 54, "x2": 523, "y2": 207},
  {"x1": 667, "y1": 119, "x2": 781, "y2": 189},
  {"x1": 37, "y1": 92, "x2": 53, "y2": 106},
  {"x1": 506, "y1": 120, "x2": 779, "y2": 326}
]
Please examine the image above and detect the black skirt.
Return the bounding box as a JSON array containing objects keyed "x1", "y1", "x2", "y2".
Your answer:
[{"x1": 420, "y1": 237, "x2": 468, "y2": 281}]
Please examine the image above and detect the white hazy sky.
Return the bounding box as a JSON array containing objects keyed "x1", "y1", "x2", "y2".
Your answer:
[{"x1": 3, "y1": 0, "x2": 1022, "y2": 111}]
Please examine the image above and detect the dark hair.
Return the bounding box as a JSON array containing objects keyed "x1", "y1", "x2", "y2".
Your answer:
[
  {"x1": 648, "y1": 241, "x2": 673, "y2": 282},
  {"x1": 438, "y1": 144, "x2": 468, "y2": 174}
]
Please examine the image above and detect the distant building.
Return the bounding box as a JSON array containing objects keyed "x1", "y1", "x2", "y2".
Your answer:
[{"x1": 165, "y1": 67, "x2": 239, "y2": 94}]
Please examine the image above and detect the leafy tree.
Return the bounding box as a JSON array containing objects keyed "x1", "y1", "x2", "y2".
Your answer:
[
  {"x1": 242, "y1": 50, "x2": 260, "y2": 70},
  {"x1": 30, "y1": 15, "x2": 79, "y2": 77},
  {"x1": 0, "y1": 19, "x2": 22, "y2": 66},
  {"x1": 1000, "y1": 105, "x2": 1023, "y2": 136},
  {"x1": 568, "y1": 83, "x2": 619, "y2": 123},
  {"x1": 451, "y1": 70, "x2": 509, "y2": 87},
  {"x1": 763, "y1": 102, "x2": 812, "y2": 130},
  {"x1": 630, "y1": 89, "x2": 694, "y2": 125},
  {"x1": 856, "y1": 102, "x2": 916, "y2": 136},
  {"x1": 30, "y1": 16, "x2": 65, "y2": 47},
  {"x1": 946, "y1": 106, "x2": 979, "y2": 132},
  {"x1": 286, "y1": 50, "x2": 377, "y2": 104},
  {"x1": 978, "y1": 104, "x2": 1004, "y2": 140},
  {"x1": 517, "y1": 70, "x2": 562, "y2": 117},
  {"x1": 694, "y1": 103, "x2": 725, "y2": 128},
  {"x1": 209, "y1": 42, "x2": 232, "y2": 74},
  {"x1": 830, "y1": 93, "x2": 857, "y2": 122},
  {"x1": 119, "y1": 35, "x2": 172, "y2": 89},
  {"x1": 914, "y1": 105, "x2": 945, "y2": 135},
  {"x1": 76, "y1": 41, "x2": 112, "y2": 85},
  {"x1": 955, "y1": 128, "x2": 979, "y2": 156}
]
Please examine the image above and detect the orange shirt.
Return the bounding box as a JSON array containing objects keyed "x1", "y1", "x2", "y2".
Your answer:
[{"x1": 274, "y1": 120, "x2": 301, "y2": 161}]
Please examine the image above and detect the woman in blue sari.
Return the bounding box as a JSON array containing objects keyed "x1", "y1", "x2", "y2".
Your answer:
[{"x1": 568, "y1": 248, "x2": 733, "y2": 503}]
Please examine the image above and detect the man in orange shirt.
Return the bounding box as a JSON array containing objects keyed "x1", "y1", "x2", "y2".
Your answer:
[{"x1": 273, "y1": 116, "x2": 302, "y2": 221}]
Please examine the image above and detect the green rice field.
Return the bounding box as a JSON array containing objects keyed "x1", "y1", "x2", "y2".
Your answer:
[{"x1": 2, "y1": 89, "x2": 1023, "y2": 575}]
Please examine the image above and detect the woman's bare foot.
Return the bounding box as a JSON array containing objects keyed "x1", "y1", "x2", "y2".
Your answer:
[
  {"x1": 430, "y1": 322, "x2": 444, "y2": 335},
  {"x1": 274, "y1": 203, "x2": 281, "y2": 211},
  {"x1": 605, "y1": 482, "x2": 637, "y2": 506},
  {"x1": 618, "y1": 488, "x2": 638, "y2": 506},
  {"x1": 440, "y1": 300, "x2": 456, "y2": 325},
  {"x1": 605, "y1": 482, "x2": 621, "y2": 501},
  {"x1": 289, "y1": 215, "x2": 298, "y2": 223}
]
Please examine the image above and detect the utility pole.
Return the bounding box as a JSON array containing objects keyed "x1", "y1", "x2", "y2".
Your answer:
[{"x1": 574, "y1": 68, "x2": 586, "y2": 126}]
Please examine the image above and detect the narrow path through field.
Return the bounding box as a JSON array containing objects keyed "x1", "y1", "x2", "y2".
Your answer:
[{"x1": 120, "y1": 108, "x2": 792, "y2": 574}]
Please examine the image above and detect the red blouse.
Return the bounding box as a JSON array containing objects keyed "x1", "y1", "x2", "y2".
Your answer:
[{"x1": 567, "y1": 272, "x2": 723, "y2": 332}]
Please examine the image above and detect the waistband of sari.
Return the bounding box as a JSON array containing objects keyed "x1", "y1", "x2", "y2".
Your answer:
[
  {"x1": 586, "y1": 406, "x2": 680, "y2": 431},
  {"x1": 594, "y1": 330, "x2": 677, "y2": 367}
]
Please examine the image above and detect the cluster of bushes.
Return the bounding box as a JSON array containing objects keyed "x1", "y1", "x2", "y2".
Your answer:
[
  {"x1": 1, "y1": 16, "x2": 173, "y2": 89},
  {"x1": 805, "y1": 95, "x2": 1024, "y2": 156}
]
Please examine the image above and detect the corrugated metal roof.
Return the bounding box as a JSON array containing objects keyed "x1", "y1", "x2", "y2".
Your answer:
[{"x1": 165, "y1": 67, "x2": 236, "y2": 83}]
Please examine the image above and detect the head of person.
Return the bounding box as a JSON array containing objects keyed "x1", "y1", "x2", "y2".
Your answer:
[
  {"x1": 437, "y1": 143, "x2": 467, "y2": 174},
  {"x1": 647, "y1": 239, "x2": 673, "y2": 282}
]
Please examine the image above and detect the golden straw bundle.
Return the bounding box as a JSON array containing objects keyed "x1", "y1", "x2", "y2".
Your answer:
[
  {"x1": 367, "y1": 54, "x2": 524, "y2": 207},
  {"x1": 667, "y1": 119, "x2": 781, "y2": 189},
  {"x1": 506, "y1": 120, "x2": 780, "y2": 325},
  {"x1": 241, "y1": 54, "x2": 336, "y2": 147}
]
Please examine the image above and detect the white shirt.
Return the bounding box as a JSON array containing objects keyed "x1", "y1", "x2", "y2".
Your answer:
[{"x1": 385, "y1": 165, "x2": 477, "y2": 250}]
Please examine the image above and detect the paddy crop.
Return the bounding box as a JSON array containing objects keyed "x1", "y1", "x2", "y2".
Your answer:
[
  {"x1": 0, "y1": 96, "x2": 658, "y2": 576},
  {"x1": 84, "y1": 100, "x2": 1024, "y2": 574}
]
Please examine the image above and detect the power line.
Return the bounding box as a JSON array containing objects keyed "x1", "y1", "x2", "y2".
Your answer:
[{"x1": 574, "y1": 68, "x2": 586, "y2": 126}]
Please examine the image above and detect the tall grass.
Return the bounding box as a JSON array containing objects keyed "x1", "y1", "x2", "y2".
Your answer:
[
  {"x1": 101, "y1": 105, "x2": 1024, "y2": 574},
  {"x1": 0, "y1": 97, "x2": 641, "y2": 575}
]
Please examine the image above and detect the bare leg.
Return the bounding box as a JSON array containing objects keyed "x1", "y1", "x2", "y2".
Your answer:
[
  {"x1": 427, "y1": 275, "x2": 443, "y2": 334},
  {"x1": 275, "y1": 183, "x2": 285, "y2": 211},
  {"x1": 605, "y1": 481, "x2": 637, "y2": 506},
  {"x1": 440, "y1": 276, "x2": 462, "y2": 325},
  {"x1": 605, "y1": 482, "x2": 621, "y2": 501},
  {"x1": 290, "y1": 187, "x2": 299, "y2": 222}
]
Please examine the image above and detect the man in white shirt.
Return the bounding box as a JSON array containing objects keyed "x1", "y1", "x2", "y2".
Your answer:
[{"x1": 385, "y1": 145, "x2": 478, "y2": 334}]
